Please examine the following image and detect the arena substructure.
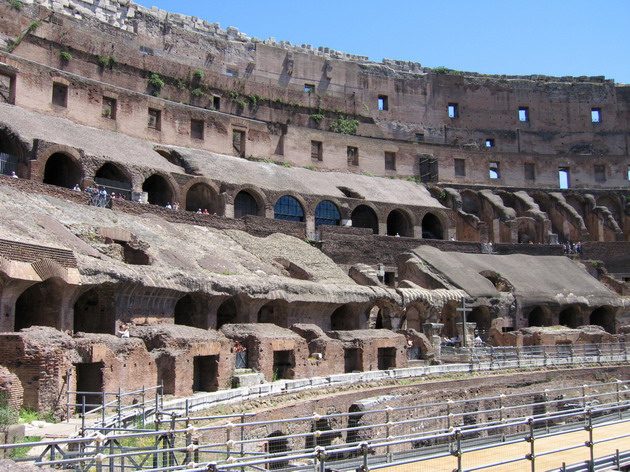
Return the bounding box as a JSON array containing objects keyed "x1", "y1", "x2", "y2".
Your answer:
[{"x1": 0, "y1": 0, "x2": 628, "y2": 418}]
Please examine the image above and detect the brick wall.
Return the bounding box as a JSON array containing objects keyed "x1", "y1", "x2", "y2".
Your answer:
[
  {"x1": 494, "y1": 243, "x2": 565, "y2": 256},
  {"x1": 581, "y1": 242, "x2": 630, "y2": 275}
]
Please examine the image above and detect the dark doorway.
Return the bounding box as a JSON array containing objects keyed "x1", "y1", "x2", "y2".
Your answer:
[
  {"x1": 234, "y1": 191, "x2": 259, "y2": 218},
  {"x1": 266, "y1": 431, "x2": 289, "y2": 470},
  {"x1": 186, "y1": 182, "x2": 216, "y2": 213},
  {"x1": 559, "y1": 306, "x2": 581, "y2": 328},
  {"x1": 174, "y1": 294, "x2": 198, "y2": 328},
  {"x1": 330, "y1": 305, "x2": 355, "y2": 330},
  {"x1": 386, "y1": 209, "x2": 412, "y2": 237},
  {"x1": 351, "y1": 205, "x2": 378, "y2": 234},
  {"x1": 15, "y1": 279, "x2": 64, "y2": 331},
  {"x1": 590, "y1": 306, "x2": 615, "y2": 333},
  {"x1": 94, "y1": 163, "x2": 132, "y2": 199},
  {"x1": 377, "y1": 347, "x2": 396, "y2": 370},
  {"x1": 216, "y1": 298, "x2": 237, "y2": 329},
  {"x1": 272, "y1": 350, "x2": 294, "y2": 380},
  {"x1": 192, "y1": 355, "x2": 219, "y2": 392},
  {"x1": 43, "y1": 153, "x2": 82, "y2": 189},
  {"x1": 421, "y1": 213, "x2": 444, "y2": 239},
  {"x1": 142, "y1": 174, "x2": 173, "y2": 206},
  {"x1": 344, "y1": 348, "x2": 361, "y2": 373},
  {"x1": 73, "y1": 288, "x2": 114, "y2": 334},
  {"x1": 75, "y1": 362, "x2": 104, "y2": 412},
  {"x1": 528, "y1": 306, "x2": 548, "y2": 327}
]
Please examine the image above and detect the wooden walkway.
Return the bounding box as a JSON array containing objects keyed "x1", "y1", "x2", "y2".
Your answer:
[{"x1": 380, "y1": 420, "x2": 630, "y2": 472}]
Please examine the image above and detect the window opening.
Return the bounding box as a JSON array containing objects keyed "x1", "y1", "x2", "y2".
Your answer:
[
  {"x1": 524, "y1": 163, "x2": 535, "y2": 181},
  {"x1": 594, "y1": 164, "x2": 606, "y2": 182},
  {"x1": 311, "y1": 140, "x2": 323, "y2": 161},
  {"x1": 384, "y1": 151, "x2": 396, "y2": 170},
  {"x1": 454, "y1": 158, "x2": 466, "y2": 177},
  {"x1": 559, "y1": 167, "x2": 570, "y2": 189},
  {"x1": 378, "y1": 95, "x2": 389, "y2": 111},
  {"x1": 148, "y1": 108, "x2": 161, "y2": 130},
  {"x1": 226, "y1": 69, "x2": 238, "y2": 77},
  {"x1": 485, "y1": 138, "x2": 494, "y2": 148},
  {"x1": 212, "y1": 96, "x2": 220, "y2": 110},
  {"x1": 518, "y1": 107, "x2": 529, "y2": 122},
  {"x1": 274, "y1": 195, "x2": 304, "y2": 222},
  {"x1": 102, "y1": 96, "x2": 116, "y2": 119},
  {"x1": 489, "y1": 161, "x2": 500, "y2": 179},
  {"x1": 139, "y1": 45, "x2": 154, "y2": 55},
  {"x1": 448, "y1": 103, "x2": 458, "y2": 118},
  {"x1": 234, "y1": 191, "x2": 259, "y2": 218},
  {"x1": 191, "y1": 119, "x2": 204, "y2": 140},
  {"x1": 347, "y1": 146, "x2": 359, "y2": 166},
  {"x1": 233, "y1": 129, "x2": 246, "y2": 155},
  {"x1": 304, "y1": 84, "x2": 315, "y2": 93},
  {"x1": 52, "y1": 83, "x2": 68, "y2": 107},
  {"x1": 315, "y1": 200, "x2": 341, "y2": 227},
  {"x1": 591, "y1": 108, "x2": 602, "y2": 123},
  {"x1": 415, "y1": 133, "x2": 424, "y2": 142},
  {"x1": 0, "y1": 72, "x2": 15, "y2": 104},
  {"x1": 419, "y1": 155, "x2": 438, "y2": 183}
]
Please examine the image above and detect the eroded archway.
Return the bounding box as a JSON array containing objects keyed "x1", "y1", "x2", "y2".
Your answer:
[
  {"x1": 44, "y1": 153, "x2": 82, "y2": 188},
  {"x1": 74, "y1": 287, "x2": 114, "y2": 334},
  {"x1": 15, "y1": 278, "x2": 66, "y2": 331},
  {"x1": 386, "y1": 209, "x2": 413, "y2": 237},
  {"x1": 351, "y1": 205, "x2": 378, "y2": 234},
  {"x1": 589, "y1": 306, "x2": 616, "y2": 333},
  {"x1": 142, "y1": 174, "x2": 173, "y2": 206},
  {"x1": 422, "y1": 212, "x2": 444, "y2": 239},
  {"x1": 186, "y1": 182, "x2": 217, "y2": 213}
]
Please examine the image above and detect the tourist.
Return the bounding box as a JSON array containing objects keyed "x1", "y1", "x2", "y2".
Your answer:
[
  {"x1": 196, "y1": 208, "x2": 202, "y2": 214},
  {"x1": 117, "y1": 322, "x2": 130, "y2": 338},
  {"x1": 203, "y1": 208, "x2": 210, "y2": 214},
  {"x1": 165, "y1": 202, "x2": 172, "y2": 209},
  {"x1": 173, "y1": 201, "x2": 180, "y2": 210},
  {"x1": 73, "y1": 184, "x2": 81, "y2": 191},
  {"x1": 10, "y1": 171, "x2": 18, "y2": 179}
]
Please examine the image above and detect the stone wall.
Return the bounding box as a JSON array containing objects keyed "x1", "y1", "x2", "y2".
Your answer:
[{"x1": 0, "y1": 366, "x2": 23, "y2": 413}]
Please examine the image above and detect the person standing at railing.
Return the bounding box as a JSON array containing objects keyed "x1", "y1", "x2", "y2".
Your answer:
[{"x1": 117, "y1": 322, "x2": 130, "y2": 338}]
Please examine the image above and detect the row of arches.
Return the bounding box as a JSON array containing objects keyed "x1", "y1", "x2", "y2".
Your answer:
[
  {"x1": 527, "y1": 304, "x2": 616, "y2": 333},
  {"x1": 39, "y1": 152, "x2": 446, "y2": 238}
]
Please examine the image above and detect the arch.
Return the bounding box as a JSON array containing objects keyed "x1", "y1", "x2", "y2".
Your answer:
[
  {"x1": 596, "y1": 195, "x2": 622, "y2": 224},
  {"x1": 216, "y1": 297, "x2": 237, "y2": 329},
  {"x1": 185, "y1": 182, "x2": 217, "y2": 213},
  {"x1": 94, "y1": 162, "x2": 132, "y2": 199},
  {"x1": 174, "y1": 294, "x2": 207, "y2": 328},
  {"x1": 274, "y1": 195, "x2": 304, "y2": 222},
  {"x1": 565, "y1": 195, "x2": 585, "y2": 217},
  {"x1": 589, "y1": 306, "x2": 616, "y2": 333},
  {"x1": 351, "y1": 205, "x2": 379, "y2": 234},
  {"x1": 73, "y1": 287, "x2": 114, "y2": 334},
  {"x1": 517, "y1": 219, "x2": 537, "y2": 244},
  {"x1": 15, "y1": 278, "x2": 66, "y2": 331},
  {"x1": 403, "y1": 302, "x2": 429, "y2": 331},
  {"x1": 265, "y1": 431, "x2": 289, "y2": 469},
  {"x1": 528, "y1": 306, "x2": 551, "y2": 327},
  {"x1": 421, "y1": 212, "x2": 444, "y2": 239},
  {"x1": 257, "y1": 301, "x2": 287, "y2": 326},
  {"x1": 0, "y1": 129, "x2": 27, "y2": 178},
  {"x1": 386, "y1": 209, "x2": 413, "y2": 237},
  {"x1": 142, "y1": 174, "x2": 174, "y2": 206},
  {"x1": 234, "y1": 190, "x2": 262, "y2": 218},
  {"x1": 461, "y1": 190, "x2": 482, "y2": 216},
  {"x1": 315, "y1": 200, "x2": 341, "y2": 227},
  {"x1": 330, "y1": 304, "x2": 357, "y2": 330},
  {"x1": 468, "y1": 306, "x2": 492, "y2": 339},
  {"x1": 558, "y1": 305, "x2": 582, "y2": 328},
  {"x1": 43, "y1": 152, "x2": 82, "y2": 189}
]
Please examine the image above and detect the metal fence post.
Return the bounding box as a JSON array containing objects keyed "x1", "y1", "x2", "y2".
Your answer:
[
  {"x1": 385, "y1": 406, "x2": 392, "y2": 462},
  {"x1": 101, "y1": 391, "x2": 106, "y2": 427},
  {"x1": 585, "y1": 409, "x2": 594, "y2": 472},
  {"x1": 451, "y1": 428, "x2": 462, "y2": 472},
  {"x1": 316, "y1": 446, "x2": 326, "y2": 472},
  {"x1": 526, "y1": 417, "x2": 536, "y2": 472},
  {"x1": 66, "y1": 368, "x2": 72, "y2": 423},
  {"x1": 117, "y1": 387, "x2": 122, "y2": 428},
  {"x1": 359, "y1": 442, "x2": 370, "y2": 472}
]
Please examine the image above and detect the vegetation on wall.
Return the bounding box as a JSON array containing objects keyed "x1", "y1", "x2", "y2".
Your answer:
[
  {"x1": 6, "y1": 19, "x2": 41, "y2": 53},
  {"x1": 98, "y1": 55, "x2": 117, "y2": 69},
  {"x1": 148, "y1": 72, "x2": 165, "y2": 96},
  {"x1": 59, "y1": 50, "x2": 72, "y2": 62},
  {"x1": 330, "y1": 115, "x2": 359, "y2": 135},
  {"x1": 10, "y1": 0, "x2": 23, "y2": 11}
]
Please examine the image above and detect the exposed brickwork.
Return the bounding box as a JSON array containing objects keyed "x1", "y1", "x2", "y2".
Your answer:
[
  {"x1": 0, "y1": 366, "x2": 23, "y2": 412},
  {"x1": 581, "y1": 242, "x2": 630, "y2": 275}
]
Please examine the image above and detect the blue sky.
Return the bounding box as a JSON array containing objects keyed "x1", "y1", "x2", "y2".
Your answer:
[{"x1": 133, "y1": 0, "x2": 630, "y2": 84}]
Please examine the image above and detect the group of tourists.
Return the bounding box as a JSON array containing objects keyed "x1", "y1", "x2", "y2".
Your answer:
[
  {"x1": 164, "y1": 202, "x2": 180, "y2": 210},
  {"x1": 562, "y1": 241, "x2": 583, "y2": 254}
]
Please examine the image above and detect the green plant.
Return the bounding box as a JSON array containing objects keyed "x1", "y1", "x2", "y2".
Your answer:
[
  {"x1": 433, "y1": 66, "x2": 463, "y2": 76},
  {"x1": 309, "y1": 113, "x2": 324, "y2": 124},
  {"x1": 193, "y1": 69, "x2": 204, "y2": 80},
  {"x1": 363, "y1": 172, "x2": 374, "y2": 177},
  {"x1": 98, "y1": 54, "x2": 117, "y2": 69},
  {"x1": 18, "y1": 408, "x2": 37, "y2": 424},
  {"x1": 10, "y1": 0, "x2": 23, "y2": 11},
  {"x1": 228, "y1": 90, "x2": 240, "y2": 99},
  {"x1": 330, "y1": 115, "x2": 359, "y2": 135},
  {"x1": 304, "y1": 165, "x2": 316, "y2": 171},
  {"x1": 7, "y1": 19, "x2": 41, "y2": 53},
  {"x1": 59, "y1": 51, "x2": 72, "y2": 62},
  {"x1": 176, "y1": 78, "x2": 186, "y2": 90},
  {"x1": 148, "y1": 72, "x2": 164, "y2": 96},
  {"x1": 191, "y1": 88, "x2": 204, "y2": 97},
  {"x1": 0, "y1": 392, "x2": 18, "y2": 427},
  {"x1": 437, "y1": 190, "x2": 447, "y2": 201},
  {"x1": 248, "y1": 94, "x2": 263, "y2": 111},
  {"x1": 102, "y1": 107, "x2": 112, "y2": 118},
  {"x1": 7, "y1": 436, "x2": 41, "y2": 460}
]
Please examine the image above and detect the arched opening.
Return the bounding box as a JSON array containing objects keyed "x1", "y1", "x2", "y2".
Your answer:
[
  {"x1": 216, "y1": 298, "x2": 237, "y2": 329},
  {"x1": 315, "y1": 200, "x2": 341, "y2": 227},
  {"x1": 461, "y1": 190, "x2": 482, "y2": 216},
  {"x1": 404, "y1": 303, "x2": 428, "y2": 331},
  {"x1": 257, "y1": 301, "x2": 286, "y2": 326},
  {"x1": 517, "y1": 221, "x2": 536, "y2": 244},
  {"x1": 0, "y1": 130, "x2": 27, "y2": 178},
  {"x1": 440, "y1": 303, "x2": 457, "y2": 337},
  {"x1": 367, "y1": 302, "x2": 396, "y2": 330},
  {"x1": 421, "y1": 213, "x2": 444, "y2": 240},
  {"x1": 596, "y1": 195, "x2": 622, "y2": 224},
  {"x1": 174, "y1": 294, "x2": 204, "y2": 328},
  {"x1": 468, "y1": 306, "x2": 491, "y2": 340},
  {"x1": 528, "y1": 306, "x2": 550, "y2": 327},
  {"x1": 186, "y1": 182, "x2": 217, "y2": 213},
  {"x1": 142, "y1": 174, "x2": 173, "y2": 206},
  {"x1": 330, "y1": 305, "x2": 356, "y2": 330},
  {"x1": 265, "y1": 431, "x2": 289, "y2": 470},
  {"x1": 306, "y1": 418, "x2": 340, "y2": 449},
  {"x1": 15, "y1": 279, "x2": 65, "y2": 331},
  {"x1": 386, "y1": 209, "x2": 412, "y2": 237},
  {"x1": 43, "y1": 153, "x2": 82, "y2": 189},
  {"x1": 351, "y1": 205, "x2": 378, "y2": 234},
  {"x1": 74, "y1": 288, "x2": 114, "y2": 334},
  {"x1": 565, "y1": 195, "x2": 584, "y2": 217},
  {"x1": 589, "y1": 306, "x2": 615, "y2": 333},
  {"x1": 94, "y1": 163, "x2": 132, "y2": 199},
  {"x1": 274, "y1": 195, "x2": 304, "y2": 222},
  {"x1": 558, "y1": 305, "x2": 582, "y2": 328},
  {"x1": 234, "y1": 190, "x2": 260, "y2": 218}
]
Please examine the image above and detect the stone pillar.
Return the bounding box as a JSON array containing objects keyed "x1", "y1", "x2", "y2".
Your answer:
[
  {"x1": 423, "y1": 322, "x2": 444, "y2": 358},
  {"x1": 456, "y1": 322, "x2": 477, "y2": 347}
]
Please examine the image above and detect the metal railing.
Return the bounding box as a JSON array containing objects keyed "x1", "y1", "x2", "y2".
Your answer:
[{"x1": 5, "y1": 378, "x2": 630, "y2": 471}]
